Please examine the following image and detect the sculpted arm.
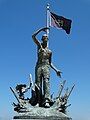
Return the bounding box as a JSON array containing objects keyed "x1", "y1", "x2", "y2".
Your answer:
[
  {"x1": 23, "y1": 74, "x2": 33, "y2": 93},
  {"x1": 32, "y1": 28, "x2": 42, "y2": 46},
  {"x1": 32, "y1": 27, "x2": 49, "y2": 46},
  {"x1": 49, "y1": 53, "x2": 62, "y2": 77},
  {"x1": 50, "y1": 63, "x2": 62, "y2": 78}
]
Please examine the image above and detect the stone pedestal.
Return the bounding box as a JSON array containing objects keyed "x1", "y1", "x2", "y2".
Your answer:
[
  {"x1": 13, "y1": 107, "x2": 72, "y2": 120},
  {"x1": 14, "y1": 116, "x2": 71, "y2": 120}
]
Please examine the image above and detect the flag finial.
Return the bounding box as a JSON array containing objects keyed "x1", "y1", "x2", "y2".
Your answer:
[{"x1": 47, "y1": 3, "x2": 50, "y2": 10}]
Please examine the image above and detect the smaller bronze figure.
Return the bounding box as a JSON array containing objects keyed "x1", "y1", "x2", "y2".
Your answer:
[
  {"x1": 15, "y1": 84, "x2": 29, "y2": 99},
  {"x1": 32, "y1": 27, "x2": 62, "y2": 107}
]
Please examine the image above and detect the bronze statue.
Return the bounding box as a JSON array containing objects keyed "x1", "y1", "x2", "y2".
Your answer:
[
  {"x1": 10, "y1": 27, "x2": 74, "y2": 119},
  {"x1": 32, "y1": 27, "x2": 62, "y2": 107}
]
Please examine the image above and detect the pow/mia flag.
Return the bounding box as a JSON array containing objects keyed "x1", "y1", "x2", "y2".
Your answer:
[{"x1": 50, "y1": 12, "x2": 72, "y2": 34}]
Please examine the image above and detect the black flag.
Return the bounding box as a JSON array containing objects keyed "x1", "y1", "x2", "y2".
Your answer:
[{"x1": 50, "y1": 12, "x2": 72, "y2": 34}]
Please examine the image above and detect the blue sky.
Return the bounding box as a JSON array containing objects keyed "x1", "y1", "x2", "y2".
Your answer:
[{"x1": 0, "y1": 0, "x2": 90, "y2": 120}]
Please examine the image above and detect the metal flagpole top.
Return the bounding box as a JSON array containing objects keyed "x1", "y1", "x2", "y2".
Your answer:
[{"x1": 47, "y1": 3, "x2": 50, "y2": 10}]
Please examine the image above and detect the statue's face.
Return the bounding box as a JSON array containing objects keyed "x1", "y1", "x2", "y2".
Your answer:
[{"x1": 42, "y1": 36, "x2": 48, "y2": 42}]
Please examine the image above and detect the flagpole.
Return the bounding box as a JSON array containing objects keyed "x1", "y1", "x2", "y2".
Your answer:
[{"x1": 46, "y1": 3, "x2": 50, "y2": 46}]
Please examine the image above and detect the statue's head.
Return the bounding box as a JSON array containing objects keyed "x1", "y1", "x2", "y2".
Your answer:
[
  {"x1": 16, "y1": 84, "x2": 26, "y2": 91},
  {"x1": 41, "y1": 34, "x2": 48, "y2": 42}
]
